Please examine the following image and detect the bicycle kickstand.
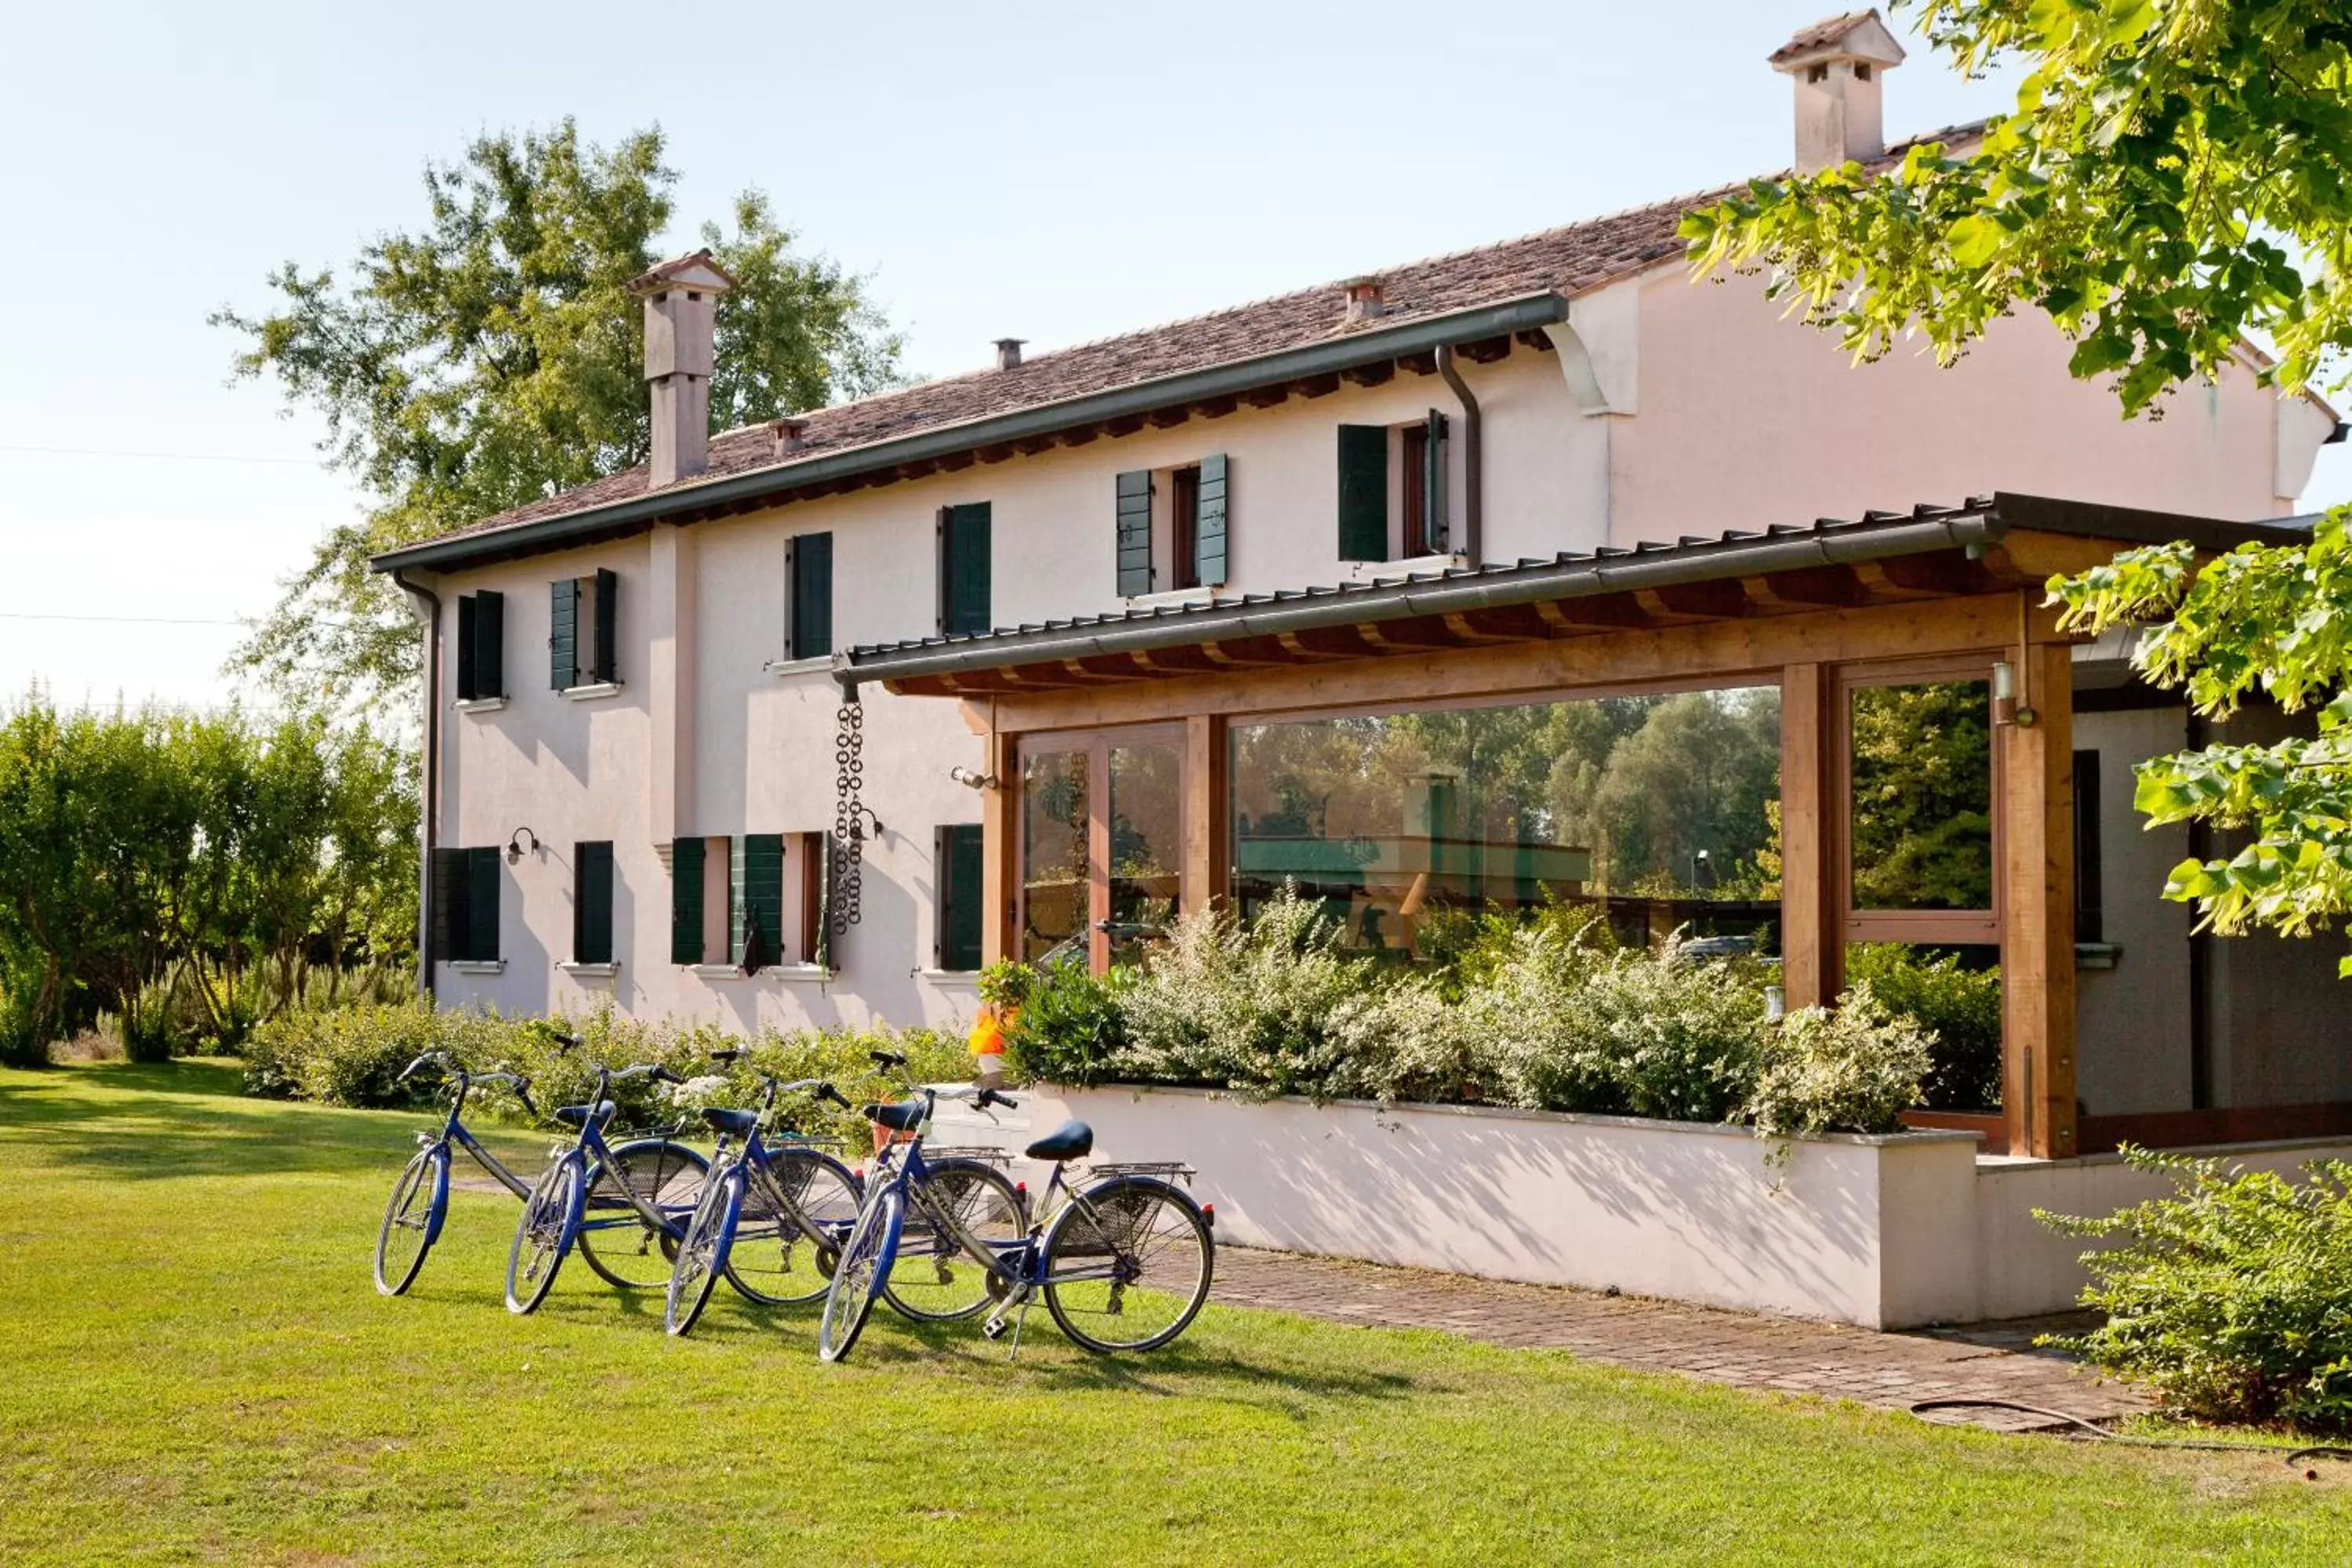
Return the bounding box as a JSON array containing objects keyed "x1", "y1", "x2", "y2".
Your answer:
[{"x1": 982, "y1": 1283, "x2": 1035, "y2": 1360}]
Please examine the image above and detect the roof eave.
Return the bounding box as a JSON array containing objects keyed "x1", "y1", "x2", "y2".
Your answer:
[{"x1": 370, "y1": 290, "x2": 1574, "y2": 576}]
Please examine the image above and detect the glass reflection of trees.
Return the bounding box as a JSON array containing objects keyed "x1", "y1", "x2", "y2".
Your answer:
[
  {"x1": 1021, "y1": 750, "x2": 1088, "y2": 961},
  {"x1": 1231, "y1": 688, "x2": 1781, "y2": 959},
  {"x1": 1848, "y1": 681, "x2": 1994, "y2": 912}
]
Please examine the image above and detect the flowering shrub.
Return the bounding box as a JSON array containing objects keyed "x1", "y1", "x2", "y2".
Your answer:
[
  {"x1": 2041, "y1": 1151, "x2": 2352, "y2": 1432},
  {"x1": 1743, "y1": 981, "x2": 1933, "y2": 1143},
  {"x1": 1000, "y1": 960, "x2": 1131, "y2": 1088}
]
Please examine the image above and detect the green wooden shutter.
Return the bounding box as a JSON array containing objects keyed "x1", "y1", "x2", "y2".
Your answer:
[
  {"x1": 430, "y1": 846, "x2": 468, "y2": 964},
  {"x1": 455, "y1": 593, "x2": 478, "y2": 702},
  {"x1": 790, "y1": 532, "x2": 833, "y2": 660},
  {"x1": 591, "y1": 568, "x2": 619, "y2": 684},
  {"x1": 943, "y1": 503, "x2": 992, "y2": 636},
  {"x1": 1422, "y1": 411, "x2": 1450, "y2": 555},
  {"x1": 740, "y1": 833, "x2": 784, "y2": 971},
  {"x1": 1196, "y1": 455, "x2": 1229, "y2": 586},
  {"x1": 475, "y1": 590, "x2": 505, "y2": 699},
  {"x1": 937, "y1": 823, "x2": 985, "y2": 972},
  {"x1": 574, "y1": 842, "x2": 614, "y2": 964},
  {"x1": 670, "y1": 839, "x2": 705, "y2": 964},
  {"x1": 1115, "y1": 470, "x2": 1153, "y2": 597},
  {"x1": 465, "y1": 846, "x2": 501, "y2": 963},
  {"x1": 1337, "y1": 425, "x2": 1389, "y2": 561},
  {"x1": 550, "y1": 578, "x2": 579, "y2": 690}
]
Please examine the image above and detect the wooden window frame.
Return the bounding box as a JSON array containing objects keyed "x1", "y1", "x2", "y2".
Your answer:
[
  {"x1": 1833, "y1": 655, "x2": 2005, "y2": 948},
  {"x1": 1014, "y1": 723, "x2": 1187, "y2": 974}
]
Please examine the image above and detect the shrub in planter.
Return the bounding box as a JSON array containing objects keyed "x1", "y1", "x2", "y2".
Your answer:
[
  {"x1": 1330, "y1": 972, "x2": 1490, "y2": 1105},
  {"x1": 1578, "y1": 937, "x2": 1773, "y2": 1122},
  {"x1": 2040, "y1": 1151, "x2": 2352, "y2": 1432},
  {"x1": 1465, "y1": 916, "x2": 1616, "y2": 1113},
  {"x1": 1845, "y1": 942, "x2": 2002, "y2": 1110},
  {"x1": 1001, "y1": 961, "x2": 1131, "y2": 1088},
  {"x1": 1744, "y1": 980, "x2": 1933, "y2": 1142}
]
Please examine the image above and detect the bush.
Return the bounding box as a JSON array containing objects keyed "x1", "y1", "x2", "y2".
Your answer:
[
  {"x1": 1001, "y1": 961, "x2": 1131, "y2": 1088},
  {"x1": 2040, "y1": 1150, "x2": 2352, "y2": 1432},
  {"x1": 1744, "y1": 980, "x2": 1933, "y2": 1142},
  {"x1": 1844, "y1": 943, "x2": 2002, "y2": 1110}
]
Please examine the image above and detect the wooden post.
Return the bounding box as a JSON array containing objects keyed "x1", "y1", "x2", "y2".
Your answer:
[
  {"x1": 981, "y1": 724, "x2": 1018, "y2": 967},
  {"x1": 1779, "y1": 662, "x2": 1835, "y2": 1010},
  {"x1": 1181, "y1": 713, "x2": 1229, "y2": 916},
  {"x1": 2001, "y1": 636, "x2": 2078, "y2": 1159}
]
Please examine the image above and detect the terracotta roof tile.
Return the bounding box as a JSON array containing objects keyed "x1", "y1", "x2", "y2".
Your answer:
[{"x1": 1768, "y1": 10, "x2": 1885, "y2": 66}]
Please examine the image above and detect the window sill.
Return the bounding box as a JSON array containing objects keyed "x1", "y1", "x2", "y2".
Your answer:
[
  {"x1": 764, "y1": 655, "x2": 835, "y2": 677},
  {"x1": 1123, "y1": 586, "x2": 1219, "y2": 611},
  {"x1": 559, "y1": 961, "x2": 620, "y2": 978},
  {"x1": 445, "y1": 960, "x2": 506, "y2": 975},
  {"x1": 1352, "y1": 553, "x2": 1465, "y2": 584},
  {"x1": 561, "y1": 681, "x2": 622, "y2": 702},
  {"x1": 2075, "y1": 942, "x2": 2124, "y2": 971},
  {"x1": 918, "y1": 969, "x2": 981, "y2": 984},
  {"x1": 691, "y1": 961, "x2": 833, "y2": 983},
  {"x1": 453, "y1": 696, "x2": 509, "y2": 714}
]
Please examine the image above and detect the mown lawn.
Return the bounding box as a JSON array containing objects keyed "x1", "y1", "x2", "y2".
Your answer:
[{"x1": 2, "y1": 1062, "x2": 2348, "y2": 1566}]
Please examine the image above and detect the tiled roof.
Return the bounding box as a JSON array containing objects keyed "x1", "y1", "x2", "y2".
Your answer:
[
  {"x1": 400, "y1": 122, "x2": 1984, "y2": 562},
  {"x1": 1768, "y1": 10, "x2": 1885, "y2": 65}
]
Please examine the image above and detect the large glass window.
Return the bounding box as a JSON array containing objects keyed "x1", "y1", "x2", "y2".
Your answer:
[
  {"x1": 1020, "y1": 749, "x2": 1087, "y2": 963},
  {"x1": 1230, "y1": 687, "x2": 1781, "y2": 961},
  {"x1": 1108, "y1": 740, "x2": 1181, "y2": 961},
  {"x1": 1848, "y1": 678, "x2": 1994, "y2": 913}
]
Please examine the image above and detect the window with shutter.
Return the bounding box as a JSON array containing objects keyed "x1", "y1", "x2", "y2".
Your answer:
[
  {"x1": 474, "y1": 590, "x2": 505, "y2": 699},
  {"x1": 574, "y1": 842, "x2": 615, "y2": 964},
  {"x1": 1421, "y1": 411, "x2": 1450, "y2": 556},
  {"x1": 591, "y1": 568, "x2": 619, "y2": 684},
  {"x1": 940, "y1": 503, "x2": 992, "y2": 636},
  {"x1": 431, "y1": 846, "x2": 469, "y2": 964},
  {"x1": 937, "y1": 823, "x2": 985, "y2": 972},
  {"x1": 670, "y1": 839, "x2": 705, "y2": 965},
  {"x1": 739, "y1": 833, "x2": 784, "y2": 972},
  {"x1": 1115, "y1": 471, "x2": 1153, "y2": 597},
  {"x1": 456, "y1": 594, "x2": 478, "y2": 702},
  {"x1": 550, "y1": 578, "x2": 579, "y2": 690},
  {"x1": 464, "y1": 846, "x2": 501, "y2": 962},
  {"x1": 1337, "y1": 425, "x2": 1389, "y2": 561},
  {"x1": 1196, "y1": 454, "x2": 1229, "y2": 587},
  {"x1": 789, "y1": 532, "x2": 834, "y2": 660}
]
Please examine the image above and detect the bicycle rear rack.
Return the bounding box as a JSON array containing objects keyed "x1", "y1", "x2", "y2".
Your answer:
[
  {"x1": 1083, "y1": 1160, "x2": 1196, "y2": 1184},
  {"x1": 924, "y1": 1145, "x2": 1014, "y2": 1167}
]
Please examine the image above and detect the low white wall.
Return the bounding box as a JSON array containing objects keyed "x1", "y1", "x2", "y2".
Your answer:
[{"x1": 932, "y1": 1084, "x2": 1983, "y2": 1330}]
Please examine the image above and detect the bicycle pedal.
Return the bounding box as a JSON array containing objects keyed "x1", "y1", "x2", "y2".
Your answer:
[{"x1": 982, "y1": 1314, "x2": 1009, "y2": 1341}]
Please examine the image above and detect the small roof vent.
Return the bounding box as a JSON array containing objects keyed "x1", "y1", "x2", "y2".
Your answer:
[
  {"x1": 768, "y1": 416, "x2": 810, "y2": 458},
  {"x1": 994, "y1": 338, "x2": 1026, "y2": 370},
  {"x1": 1341, "y1": 276, "x2": 1388, "y2": 325}
]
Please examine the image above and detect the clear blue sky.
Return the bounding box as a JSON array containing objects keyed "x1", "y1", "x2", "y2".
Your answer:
[{"x1": 4, "y1": 1, "x2": 2343, "y2": 710}]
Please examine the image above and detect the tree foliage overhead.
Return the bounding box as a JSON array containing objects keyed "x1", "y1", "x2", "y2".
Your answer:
[
  {"x1": 1686, "y1": 1, "x2": 2352, "y2": 967},
  {"x1": 217, "y1": 119, "x2": 903, "y2": 713},
  {"x1": 1682, "y1": 0, "x2": 2351, "y2": 416}
]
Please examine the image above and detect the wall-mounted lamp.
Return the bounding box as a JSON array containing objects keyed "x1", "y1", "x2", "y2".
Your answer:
[
  {"x1": 847, "y1": 802, "x2": 886, "y2": 842},
  {"x1": 1991, "y1": 660, "x2": 2038, "y2": 728},
  {"x1": 505, "y1": 826, "x2": 541, "y2": 865},
  {"x1": 949, "y1": 765, "x2": 1000, "y2": 791}
]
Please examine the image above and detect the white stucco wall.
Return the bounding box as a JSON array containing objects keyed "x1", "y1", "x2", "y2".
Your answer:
[{"x1": 2074, "y1": 705, "x2": 2196, "y2": 1117}]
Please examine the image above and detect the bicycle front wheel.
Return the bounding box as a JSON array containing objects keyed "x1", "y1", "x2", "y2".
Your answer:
[
  {"x1": 817, "y1": 1186, "x2": 901, "y2": 1364},
  {"x1": 375, "y1": 1146, "x2": 444, "y2": 1297},
  {"x1": 726, "y1": 1149, "x2": 862, "y2": 1307},
  {"x1": 1040, "y1": 1175, "x2": 1214, "y2": 1353},
  {"x1": 506, "y1": 1156, "x2": 583, "y2": 1316},
  {"x1": 576, "y1": 1138, "x2": 708, "y2": 1290},
  {"x1": 884, "y1": 1158, "x2": 1025, "y2": 1323},
  {"x1": 666, "y1": 1154, "x2": 742, "y2": 1338}
]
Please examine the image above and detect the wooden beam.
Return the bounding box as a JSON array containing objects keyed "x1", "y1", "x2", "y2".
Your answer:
[
  {"x1": 1102, "y1": 415, "x2": 1147, "y2": 438},
  {"x1": 1779, "y1": 662, "x2": 1835, "y2": 1011},
  {"x1": 937, "y1": 451, "x2": 976, "y2": 473},
  {"x1": 1357, "y1": 620, "x2": 1474, "y2": 652},
  {"x1": 1195, "y1": 394, "x2": 1240, "y2": 419},
  {"x1": 1242, "y1": 384, "x2": 1291, "y2": 408},
  {"x1": 1744, "y1": 566, "x2": 1866, "y2": 612},
  {"x1": 1012, "y1": 434, "x2": 1058, "y2": 457},
  {"x1": 982, "y1": 722, "x2": 1016, "y2": 967},
  {"x1": 1396, "y1": 350, "x2": 1438, "y2": 376},
  {"x1": 1276, "y1": 630, "x2": 1365, "y2": 662},
  {"x1": 1440, "y1": 612, "x2": 1527, "y2": 645},
  {"x1": 1146, "y1": 406, "x2": 1190, "y2": 428},
  {"x1": 1294, "y1": 372, "x2": 1341, "y2": 399},
  {"x1": 1640, "y1": 579, "x2": 1751, "y2": 621},
  {"x1": 1984, "y1": 532, "x2": 2132, "y2": 584},
  {"x1": 1457, "y1": 335, "x2": 1512, "y2": 364},
  {"x1": 1058, "y1": 425, "x2": 1102, "y2": 448},
  {"x1": 1454, "y1": 604, "x2": 1562, "y2": 641},
  {"x1": 1546, "y1": 594, "x2": 1657, "y2": 632},
  {"x1": 1340, "y1": 361, "x2": 1396, "y2": 388},
  {"x1": 2001, "y1": 634, "x2": 2078, "y2": 1159},
  {"x1": 1181, "y1": 713, "x2": 1229, "y2": 917},
  {"x1": 1515, "y1": 329, "x2": 1557, "y2": 353},
  {"x1": 975, "y1": 442, "x2": 1016, "y2": 464}
]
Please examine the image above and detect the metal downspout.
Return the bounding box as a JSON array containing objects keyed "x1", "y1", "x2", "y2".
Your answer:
[
  {"x1": 392, "y1": 568, "x2": 441, "y2": 1002},
  {"x1": 1436, "y1": 343, "x2": 1483, "y2": 568}
]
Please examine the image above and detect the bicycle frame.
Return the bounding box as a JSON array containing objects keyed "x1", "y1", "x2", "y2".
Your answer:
[
  {"x1": 547, "y1": 1062, "x2": 702, "y2": 1248},
  {"x1": 430, "y1": 1074, "x2": 534, "y2": 1200}
]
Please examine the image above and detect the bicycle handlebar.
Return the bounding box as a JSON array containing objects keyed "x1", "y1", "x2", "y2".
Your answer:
[
  {"x1": 395, "y1": 1051, "x2": 445, "y2": 1084},
  {"x1": 869, "y1": 1049, "x2": 907, "y2": 1072}
]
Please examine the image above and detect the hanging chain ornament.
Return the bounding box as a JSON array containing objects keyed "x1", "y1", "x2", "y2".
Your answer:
[{"x1": 831, "y1": 701, "x2": 865, "y2": 935}]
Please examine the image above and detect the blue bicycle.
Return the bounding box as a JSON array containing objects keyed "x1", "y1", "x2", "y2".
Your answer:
[
  {"x1": 662, "y1": 1052, "x2": 866, "y2": 1336},
  {"x1": 374, "y1": 1051, "x2": 537, "y2": 1296},
  {"x1": 506, "y1": 1058, "x2": 709, "y2": 1314},
  {"x1": 817, "y1": 1082, "x2": 1214, "y2": 1361}
]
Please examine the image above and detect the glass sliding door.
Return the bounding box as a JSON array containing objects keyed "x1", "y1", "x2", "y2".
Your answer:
[
  {"x1": 1016, "y1": 727, "x2": 1186, "y2": 972},
  {"x1": 1108, "y1": 738, "x2": 1183, "y2": 967},
  {"x1": 1019, "y1": 747, "x2": 1090, "y2": 964}
]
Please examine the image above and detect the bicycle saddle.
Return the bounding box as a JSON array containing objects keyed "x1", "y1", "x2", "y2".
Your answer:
[
  {"x1": 863, "y1": 1099, "x2": 927, "y2": 1133},
  {"x1": 701, "y1": 1106, "x2": 761, "y2": 1138},
  {"x1": 553, "y1": 1101, "x2": 617, "y2": 1132},
  {"x1": 1025, "y1": 1120, "x2": 1094, "y2": 1163}
]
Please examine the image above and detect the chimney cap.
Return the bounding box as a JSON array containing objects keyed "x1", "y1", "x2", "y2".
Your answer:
[
  {"x1": 768, "y1": 416, "x2": 810, "y2": 455},
  {"x1": 993, "y1": 337, "x2": 1026, "y2": 369},
  {"x1": 1768, "y1": 9, "x2": 1905, "y2": 71},
  {"x1": 1341, "y1": 275, "x2": 1388, "y2": 323},
  {"x1": 627, "y1": 248, "x2": 739, "y2": 297}
]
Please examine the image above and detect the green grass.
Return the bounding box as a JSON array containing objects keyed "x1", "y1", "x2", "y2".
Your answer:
[{"x1": 3, "y1": 1062, "x2": 2349, "y2": 1566}]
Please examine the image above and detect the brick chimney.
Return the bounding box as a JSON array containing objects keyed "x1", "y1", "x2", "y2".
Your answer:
[
  {"x1": 994, "y1": 338, "x2": 1026, "y2": 370},
  {"x1": 1341, "y1": 276, "x2": 1387, "y2": 325},
  {"x1": 628, "y1": 249, "x2": 738, "y2": 488},
  {"x1": 1769, "y1": 10, "x2": 1907, "y2": 174}
]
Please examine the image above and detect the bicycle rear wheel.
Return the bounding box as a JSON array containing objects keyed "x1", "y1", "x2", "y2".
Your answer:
[
  {"x1": 1040, "y1": 1175, "x2": 1214, "y2": 1353},
  {"x1": 884, "y1": 1159, "x2": 1024, "y2": 1323},
  {"x1": 666, "y1": 1155, "x2": 742, "y2": 1338},
  {"x1": 374, "y1": 1146, "x2": 444, "y2": 1297},
  {"x1": 576, "y1": 1138, "x2": 707, "y2": 1290},
  {"x1": 817, "y1": 1186, "x2": 902, "y2": 1363},
  {"x1": 725, "y1": 1149, "x2": 862, "y2": 1307},
  {"x1": 506, "y1": 1156, "x2": 583, "y2": 1316}
]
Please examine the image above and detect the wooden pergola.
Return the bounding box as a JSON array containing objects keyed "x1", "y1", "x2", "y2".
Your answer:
[{"x1": 844, "y1": 494, "x2": 2303, "y2": 1161}]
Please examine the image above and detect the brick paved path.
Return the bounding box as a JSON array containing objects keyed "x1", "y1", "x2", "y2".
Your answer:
[{"x1": 1214, "y1": 1246, "x2": 2149, "y2": 1434}]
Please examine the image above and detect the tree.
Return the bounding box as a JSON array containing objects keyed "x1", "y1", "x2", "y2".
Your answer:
[
  {"x1": 218, "y1": 121, "x2": 903, "y2": 714},
  {"x1": 1685, "y1": 1, "x2": 2352, "y2": 966}
]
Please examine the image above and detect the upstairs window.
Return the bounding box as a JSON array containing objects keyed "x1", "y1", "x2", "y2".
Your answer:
[
  {"x1": 787, "y1": 532, "x2": 834, "y2": 661},
  {"x1": 1337, "y1": 414, "x2": 1451, "y2": 563},
  {"x1": 1116, "y1": 456, "x2": 1229, "y2": 597},
  {"x1": 550, "y1": 568, "x2": 619, "y2": 690},
  {"x1": 938, "y1": 503, "x2": 993, "y2": 637},
  {"x1": 430, "y1": 846, "x2": 501, "y2": 964},
  {"x1": 572, "y1": 841, "x2": 615, "y2": 964},
  {"x1": 454, "y1": 590, "x2": 505, "y2": 702}
]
